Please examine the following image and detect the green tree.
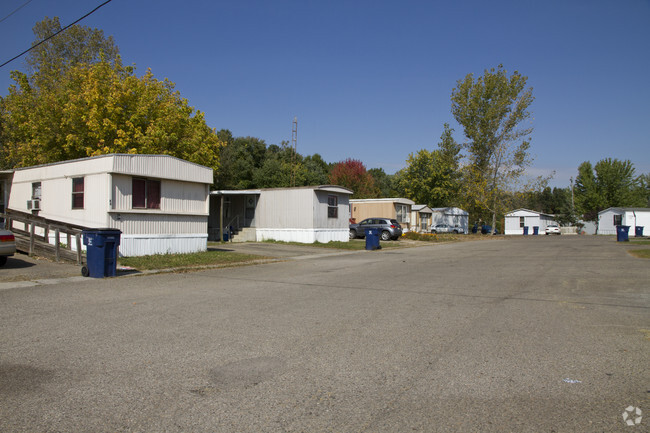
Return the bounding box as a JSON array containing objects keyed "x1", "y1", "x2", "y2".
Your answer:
[
  {"x1": 574, "y1": 158, "x2": 646, "y2": 221},
  {"x1": 367, "y1": 168, "x2": 398, "y2": 198},
  {"x1": 1, "y1": 18, "x2": 223, "y2": 171},
  {"x1": 451, "y1": 65, "x2": 535, "y2": 231},
  {"x1": 26, "y1": 16, "x2": 119, "y2": 83},
  {"x1": 398, "y1": 124, "x2": 462, "y2": 207}
]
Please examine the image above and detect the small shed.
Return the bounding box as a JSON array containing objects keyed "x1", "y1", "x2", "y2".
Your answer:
[
  {"x1": 597, "y1": 207, "x2": 650, "y2": 235},
  {"x1": 349, "y1": 198, "x2": 414, "y2": 231},
  {"x1": 410, "y1": 205, "x2": 433, "y2": 233},
  {"x1": 504, "y1": 209, "x2": 555, "y2": 235},
  {"x1": 209, "y1": 185, "x2": 353, "y2": 243},
  {"x1": 430, "y1": 207, "x2": 469, "y2": 234},
  {"x1": 7, "y1": 154, "x2": 213, "y2": 256}
]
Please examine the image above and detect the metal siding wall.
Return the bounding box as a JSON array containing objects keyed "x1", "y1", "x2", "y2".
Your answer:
[
  {"x1": 313, "y1": 191, "x2": 350, "y2": 229},
  {"x1": 112, "y1": 174, "x2": 207, "y2": 214},
  {"x1": 350, "y1": 202, "x2": 394, "y2": 222},
  {"x1": 258, "y1": 189, "x2": 313, "y2": 229},
  {"x1": 111, "y1": 155, "x2": 212, "y2": 183},
  {"x1": 119, "y1": 234, "x2": 207, "y2": 256},
  {"x1": 108, "y1": 213, "x2": 206, "y2": 235},
  {"x1": 9, "y1": 169, "x2": 109, "y2": 227}
]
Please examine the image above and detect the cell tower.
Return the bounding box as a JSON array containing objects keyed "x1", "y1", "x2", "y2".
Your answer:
[{"x1": 291, "y1": 117, "x2": 298, "y2": 187}]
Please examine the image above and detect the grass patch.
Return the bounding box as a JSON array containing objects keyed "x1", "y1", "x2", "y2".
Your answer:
[
  {"x1": 402, "y1": 232, "x2": 465, "y2": 242},
  {"x1": 118, "y1": 250, "x2": 264, "y2": 270},
  {"x1": 628, "y1": 249, "x2": 650, "y2": 259},
  {"x1": 628, "y1": 240, "x2": 650, "y2": 245}
]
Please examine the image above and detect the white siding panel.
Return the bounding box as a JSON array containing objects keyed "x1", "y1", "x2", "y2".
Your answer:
[
  {"x1": 107, "y1": 213, "x2": 206, "y2": 235},
  {"x1": 111, "y1": 154, "x2": 212, "y2": 184},
  {"x1": 257, "y1": 189, "x2": 314, "y2": 229},
  {"x1": 119, "y1": 234, "x2": 207, "y2": 256},
  {"x1": 112, "y1": 174, "x2": 208, "y2": 214},
  {"x1": 256, "y1": 228, "x2": 348, "y2": 243}
]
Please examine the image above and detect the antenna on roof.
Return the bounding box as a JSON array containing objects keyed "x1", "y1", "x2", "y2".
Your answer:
[{"x1": 291, "y1": 117, "x2": 298, "y2": 187}]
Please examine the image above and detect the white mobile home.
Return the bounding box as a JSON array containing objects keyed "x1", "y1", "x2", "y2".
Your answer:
[
  {"x1": 504, "y1": 209, "x2": 555, "y2": 235},
  {"x1": 430, "y1": 207, "x2": 469, "y2": 233},
  {"x1": 597, "y1": 208, "x2": 650, "y2": 235},
  {"x1": 7, "y1": 154, "x2": 213, "y2": 256},
  {"x1": 210, "y1": 185, "x2": 353, "y2": 243}
]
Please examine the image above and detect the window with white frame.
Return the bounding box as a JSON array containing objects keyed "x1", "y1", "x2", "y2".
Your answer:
[
  {"x1": 396, "y1": 204, "x2": 409, "y2": 223},
  {"x1": 519, "y1": 216, "x2": 525, "y2": 228},
  {"x1": 327, "y1": 195, "x2": 338, "y2": 218},
  {"x1": 613, "y1": 214, "x2": 622, "y2": 226},
  {"x1": 420, "y1": 213, "x2": 429, "y2": 231}
]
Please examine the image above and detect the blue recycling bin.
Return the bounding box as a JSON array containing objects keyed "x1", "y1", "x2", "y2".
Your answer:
[
  {"x1": 82, "y1": 229, "x2": 121, "y2": 278},
  {"x1": 616, "y1": 225, "x2": 630, "y2": 242},
  {"x1": 635, "y1": 226, "x2": 644, "y2": 237},
  {"x1": 364, "y1": 228, "x2": 381, "y2": 250},
  {"x1": 523, "y1": 226, "x2": 529, "y2": 235},
  {"x1": 533, "y1": 226, "x2": 539, "y2": 235}
]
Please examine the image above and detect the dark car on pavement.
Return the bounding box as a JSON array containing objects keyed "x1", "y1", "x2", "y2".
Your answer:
[{"x1": 350, "y1": 218, "x2": 402, "y2": 241}]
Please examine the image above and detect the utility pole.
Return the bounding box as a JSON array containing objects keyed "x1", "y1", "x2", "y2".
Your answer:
[{"x1": 291, "y1": 117, "x2": 298, "y2": 187}]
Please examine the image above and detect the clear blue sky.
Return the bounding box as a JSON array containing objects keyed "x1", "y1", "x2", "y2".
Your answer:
[{"x1": 1, "y1": 0, "x2": 649, "y2": 188}]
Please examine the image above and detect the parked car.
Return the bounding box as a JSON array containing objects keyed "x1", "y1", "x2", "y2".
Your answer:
[
  {"x1": 350, "y1": 218, "x2": 402, "y2": 241},
  {"x1": 430, "y1": 223, "x2": 465, "y2": 234},
  {"x1": 545, "y1": 224, "x2": 561, "y2": 235},
  {"x1": 0, "y1": 229, "x2": 16, "y2": 266}
]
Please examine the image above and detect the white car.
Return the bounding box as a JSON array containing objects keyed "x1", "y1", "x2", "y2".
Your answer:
[
  {"x1": 545, "y1": 224, "x2": 561, "y2": 235},
  {"x1": 0, "y1": 229, "x2": 16, "y2": 266}
]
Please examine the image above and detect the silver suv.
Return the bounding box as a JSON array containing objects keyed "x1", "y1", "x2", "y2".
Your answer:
[{"x1": 349, "y1": 218, "x2": 402, "y2": 241}]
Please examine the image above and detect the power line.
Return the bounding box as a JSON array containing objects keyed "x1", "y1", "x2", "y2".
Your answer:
[
  {"x1": 0, "y1": 0, "x2": 34, "y2": 24},
  {"x1": 0, "y1": 0, "x2": 113, "y2": 69}
]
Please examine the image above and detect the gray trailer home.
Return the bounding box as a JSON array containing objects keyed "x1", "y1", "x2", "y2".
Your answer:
[
  {"x1": 7, "y1": 154, "x2": 213, "y2": 256},
  {"x1": 209, "y1": 185, "x2": 353, "y2": 243}
]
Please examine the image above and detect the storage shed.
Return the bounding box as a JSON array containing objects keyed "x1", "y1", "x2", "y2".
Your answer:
[
  {"x1": 209, "y1": 185, "x2": 353, "y2": 243},
  {"x1": 430, "y1": 207, "x2": 469, "y2": 234},
  {"x1": 7, "y1": 154, "x2": 213, "y2": 256},
  {"x1": 349, "y1": 198, "x2": 414, "y2": 231},
  {"x1": 504, "y1": 209, "x2": 555, "y2": 235},
  {"x1": 597, "y1": 207, "x2": 650, "y2": 235}
]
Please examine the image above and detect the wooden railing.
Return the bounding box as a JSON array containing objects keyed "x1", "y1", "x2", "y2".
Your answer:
[{"x1": 2, "y1": 209, "x2": 85, "y2": 264}]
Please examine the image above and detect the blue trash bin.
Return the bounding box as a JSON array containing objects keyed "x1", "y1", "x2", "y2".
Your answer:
[
  {"x1": 635, "y1": 226, "x2": 644, "y2": 237},
  {"x1": 523, "y1": 226, "x2": 529, "y2": 236},
  {"x1": 364, "y1": 228, "x2": 381, "y2": 250},
  {"x1": 82, "y1": 229, "x2": 121, "y2": 278},
  {"x1": 616, "y1": 225, "x2": 630, "y2": 242},
  {"x1": 533, "y1": 226, "x2": 539, "y2": 235}
]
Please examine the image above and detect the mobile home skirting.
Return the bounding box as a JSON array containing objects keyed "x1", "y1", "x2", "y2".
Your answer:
[
  {"x1": 119, "y1": 233, "x2": 208, "y2": 256},
  {"x1": 256, "y1": 228, "x2": 348, "y2": 243}
]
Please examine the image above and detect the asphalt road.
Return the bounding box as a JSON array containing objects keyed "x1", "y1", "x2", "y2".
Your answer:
[{"x1": 1, "y1": 236, "x2": 648, "y2": 432}]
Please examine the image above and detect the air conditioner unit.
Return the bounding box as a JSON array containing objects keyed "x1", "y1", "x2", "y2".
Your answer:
[{"x1": 27, "y1": 199, "x2": 41, "y2": 211}]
